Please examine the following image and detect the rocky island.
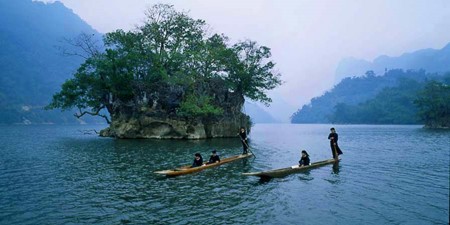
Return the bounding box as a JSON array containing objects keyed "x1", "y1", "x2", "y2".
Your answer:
[{"x1": 47, "y1": 4, "x2": 282, "y2": 139}]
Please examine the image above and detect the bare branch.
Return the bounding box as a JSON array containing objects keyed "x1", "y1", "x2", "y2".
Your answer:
[
  {"x1": 56, "y1": 32, "x2": 103, "y2": 59},
  {"x1": 75, "y1": 106, "x2": 111, "y2": 124},
  {"x1": 78, "y1": 129, "x2": 99, "y2": 135}
]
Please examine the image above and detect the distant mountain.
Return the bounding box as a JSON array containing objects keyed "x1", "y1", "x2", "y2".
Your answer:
[
  {"x1": 294, "y1": 43, "x2": 450, "y2": 124},
  {"x1": 0, "y1": 0, "x2": 102, "y2": 124},
  {"x1": 291, "y1": 69, "x2": 444, "y2": 124},
  {"x1": 335, "y1": 43, "x2": 450, "y2": 83},
  {"x1": 330, "y1": 73, "x2": 450, "y2": 125},
  {"x1": 260, "y1": 93, "x2": 296, "y2": 123},
  {"x1": 243, "y1": 101, "x2": 278, "y2": 123}
]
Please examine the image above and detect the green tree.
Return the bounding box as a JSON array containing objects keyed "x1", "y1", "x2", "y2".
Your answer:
[
  {"x1": 414, "y1": 80, "x2": 450, "y2": 128},
  {"x1": 47, "y1": 4, "x2": 282, "y2": 122},
  {"x1": 291, "y1": 69, "x2": 441, "y2": 124},
  {"x1": 226, "y1": 40, "x2": 282, "y2": 105},
  {"x1": 331, "y1": 78, "x2": 424, "y2": 124}
]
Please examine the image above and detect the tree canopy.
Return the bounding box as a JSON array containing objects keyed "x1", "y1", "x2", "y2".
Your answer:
[
  {"x1": 414, "y1": 77, "x2": 450, "y2": 128},
  {"x1": 47, "y1": 4, "x2": 282, "y2": 122},
  {"x1": 330, "y1": 77, "x2": 424, "y2": 124},
  {"x1": 291, "y1": 69, "x2": 448, "y2": 125}
]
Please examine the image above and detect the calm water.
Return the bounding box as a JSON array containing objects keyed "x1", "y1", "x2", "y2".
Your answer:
[{"x1": 0, "y1": 124, "x2": 448, "y2": 225}]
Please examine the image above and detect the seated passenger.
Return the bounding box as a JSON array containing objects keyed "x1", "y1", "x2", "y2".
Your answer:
[
  {"x1": 191, "y1": 153, "x2": 203, "y2": 168},
  {"x1": 298, "y1": 150, "x2": 310, "y2": 167},
  {"x1": 206, "y1": 150, "x2": 221, "y2": 164}
]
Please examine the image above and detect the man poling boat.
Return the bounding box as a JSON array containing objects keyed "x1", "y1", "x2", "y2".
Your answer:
[
  {"x1": 238, "y1": 127, "x2": 256, "y2": 157},
  {"x1": 238, "y1": 127, "x2": 249, "y2": 154},
  {"x1": 328, "y1": 127, "x2": 343, "y2": 159},
  {"x1": 243, "y1": 129, "x2": 344, "y2": 179}
]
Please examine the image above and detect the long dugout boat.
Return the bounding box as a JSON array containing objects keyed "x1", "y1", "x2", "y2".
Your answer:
[
  {"x1": 242, "y1": 158, "x2": 339, "y2": 179},
  {"x1": 154, "y1": 153, "x2": 254, "y2": 177}
]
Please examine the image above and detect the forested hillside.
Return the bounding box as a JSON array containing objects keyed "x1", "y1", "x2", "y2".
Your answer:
[
  {"x1": 291, "y1": 69, "x2": 446, "y2": 124},
  {"x1": 331, "y1": 74, "x2": 450, "y2": 124},
  {"x1": 0, "y1": 0, "x2": 100, "y2": 124}
]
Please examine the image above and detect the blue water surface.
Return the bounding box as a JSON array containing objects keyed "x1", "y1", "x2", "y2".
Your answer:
[{"x1": 0, "y1": 124, "x2": 448, "y2": 224}]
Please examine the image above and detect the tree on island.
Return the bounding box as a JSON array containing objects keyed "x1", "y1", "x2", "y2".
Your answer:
[
  {"x1": 414, "y1": 77, "x2": 450, "y2": 128},
  {"x1": 47, "y1": 4, "x2": 282, "y2": 138}
]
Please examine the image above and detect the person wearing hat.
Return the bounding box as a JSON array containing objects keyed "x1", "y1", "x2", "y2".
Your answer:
[
  {"x1": 206, "y1": 150, "x2": 221, "y2": 164},
  {"x1": 298, "y1": 150, "x2": 310, "y2": 167},
  {"x1": 328, "y1": 127, "x2": 343, "y2": 159},
  {"x1": 191, "y1": 153, "x2": 204, "y2": 168}
]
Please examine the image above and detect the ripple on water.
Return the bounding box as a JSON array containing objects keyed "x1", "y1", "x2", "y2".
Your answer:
[{"x1": 0, "y1": 124, "x2": 448, "y2": 224}]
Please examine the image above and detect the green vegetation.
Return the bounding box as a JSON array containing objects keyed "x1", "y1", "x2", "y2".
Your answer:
[
  {"x1": 178, "y1": 94, "x2": 223, "y2": 117},
  {"x1": 291, "y1": 69, "x2": 449, "y2": 126},
  {"x1": 330, "y1": 78, "x2": 423, "y2": 124},
  {"x1": 47, "y1": 4, "x2": 282, "y2": 122},
  {"x1": 414, "y1": 77, "x2": 450, "y2": 128}
]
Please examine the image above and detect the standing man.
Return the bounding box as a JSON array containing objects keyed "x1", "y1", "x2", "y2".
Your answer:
[
  {"x1": 328, "y1": 127, "x2": 343, "y2": 159},
  {"x1": 238, "y1": 127, "x2": 249, "y2": 154}
]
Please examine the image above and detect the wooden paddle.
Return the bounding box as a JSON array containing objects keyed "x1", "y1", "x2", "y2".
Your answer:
[
  {"x1": 332, "y1": 143, "x2": 338, "y2": 160},
  {"x1": 238, "y1": 134, "x2": 256, "y2": 158}
]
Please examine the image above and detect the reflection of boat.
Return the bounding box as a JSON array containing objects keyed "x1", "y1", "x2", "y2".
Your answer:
[
  {"x1": 154, "y1": 153, "x2": 253, "y2": 177},
  {"x1": 242, "y1": 158, "x2": 339, "y2": 179}
]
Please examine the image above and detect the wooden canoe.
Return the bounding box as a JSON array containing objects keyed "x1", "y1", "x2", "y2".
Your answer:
[
  {"x1": 242, "y1": 158, "x2": 339, "y2": 179},
  {"x1": 154, "y1": 153, "x2": 253, "y2": 176}
]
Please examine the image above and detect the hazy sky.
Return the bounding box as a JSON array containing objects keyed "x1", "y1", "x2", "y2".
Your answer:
[{"x1": 38, "y1": 0, "x2": 450, "y2": 121}]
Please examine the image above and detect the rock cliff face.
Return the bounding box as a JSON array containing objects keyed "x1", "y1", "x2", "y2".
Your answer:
[
  {"x1": 99, "y1": 81, "x2": 252, "y2": 139},
  {"x1": 99, "y1": 113, "x2": 250, "y2": 139}
]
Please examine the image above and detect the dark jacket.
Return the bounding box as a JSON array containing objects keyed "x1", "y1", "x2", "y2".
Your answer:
[
  {"x1": 191, "y1": 157, "x2": 203, "y2": 168},
  {"x1": 328, "y1": 133, "x2": 338, "y2": 143},
  {"x1": 299, "y1": 156, "x2": 310, "y2": 166},
  {"x1": 208, "y1": 155, "x2": 220, "y2": 164},
  {"x1": 328, "y1": 132, "x2": 343, "y2": 157},
  {"x1": 239, "y1": 131, "x2": 247, "y2": 140}
]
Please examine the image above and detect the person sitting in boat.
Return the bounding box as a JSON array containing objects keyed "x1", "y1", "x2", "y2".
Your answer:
[
  {"x1": 206, "y1": 150, "x2": 221, "y2": 164},
  {"x1": 298, "y1": 150, "x2": 310, "y2": 167},
  {"x1": 191, "y1": 153, "x2": 204, "y2": 168}
]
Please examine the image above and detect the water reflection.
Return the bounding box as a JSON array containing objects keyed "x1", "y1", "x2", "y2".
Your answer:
[
  {"x1": 332, "y1": 161, "x2": 340, "y2": 175},
  {"x1": 257, "y1": 176, "x2": 273, "y2": 184},
  {"x1": 1, "y1": 124, "x2": 448, "y2": 225},
  {"x1": 325, "y1": 162, "x2": 342, "y2": 184},
  {"x1": 297, "y1": 170, "x2": 313, "y2": 181}
]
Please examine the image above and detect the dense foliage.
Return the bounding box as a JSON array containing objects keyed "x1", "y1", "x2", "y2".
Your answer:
[
  {"x1": 414, "y1": 77, "x2": 450, "y2": 128},
  {"x1": 291, "y1": 69, "x2": 447, "y2": 124},
  {"x1": 47, "y1": 4, "x2": 282, "y2": 122},
  {"x1": 330, "y1": 78, "x2": 424, "y2": 124}
]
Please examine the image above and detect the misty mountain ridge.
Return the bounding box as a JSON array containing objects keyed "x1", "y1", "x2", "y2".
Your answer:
[
  {"x1": 335, "y1": 43, "x2": 450, "y2": 83},
  {"x1": 291, "y1": 69, "x2": 447, "y2": 124},
  {"x1": 0, "y1": 0, "x2": 101, "y2": 124},
  {"x1": 243, "y1": 102, "x2": 279, "y2": 124},
  {"x1": 0, "y1": 0, "x2": 279, "y2": 124}
]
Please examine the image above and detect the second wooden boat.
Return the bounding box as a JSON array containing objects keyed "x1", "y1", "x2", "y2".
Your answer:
[
  {"x1": 242, "y1": 158, "x2": 339, "y2": 179},
  {"x1": 154, "y1": 153, "x2": 253, "y2": 177}
]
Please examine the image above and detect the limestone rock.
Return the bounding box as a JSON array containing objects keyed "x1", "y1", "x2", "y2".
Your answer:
[{"x1": 100, "y1": 114, "x2": 251, "y2": 139}]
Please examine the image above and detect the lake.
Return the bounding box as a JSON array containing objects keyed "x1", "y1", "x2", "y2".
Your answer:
[{"x1": 0, "y1": 124, "x2": 448, "y2": 224}]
